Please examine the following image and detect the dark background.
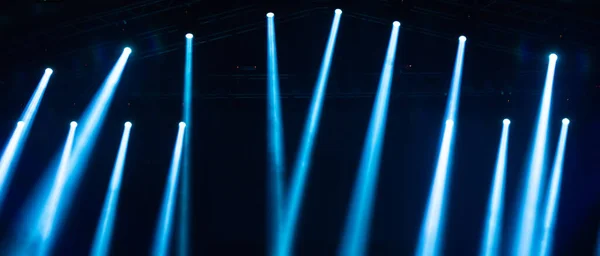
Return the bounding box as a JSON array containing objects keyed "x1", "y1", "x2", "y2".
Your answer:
[{"x1": 0, "y1": 0, "x2": 599, "y2": 255}]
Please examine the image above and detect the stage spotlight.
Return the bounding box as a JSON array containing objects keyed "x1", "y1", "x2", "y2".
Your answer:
[
  {"x1": 393, "y1": 21, "x2": 400, "y2": 27},
  {"x1": 70, "y1": 121, "x2": 77, "y2": 128},
  {"x1": 503, "y1": 119, "x2": 511, "y2": 125},
  {"x1": 549, "y1": 53, "x2": 558, "y2": 61},
  {"x1": 185, "y1": 33, "x2": 193, "y2": 39},
  {"x1": 335, "y1": 9, "x2": 342, "y2": 14},
  {"x1": 45, "y1": 68, "x2": 53, "y2": 74},
  {"x1": 124, "y1": 47, "x2": 132, "y2": 54},
  {"x1": 266, "y1": 12, "x2": 274, "y2": 18},
  {"x1": 17, "y1": 121, "x2": 24, "y2": 127},
  {"x1": 125, "y1": 122, "x2": 132, "y2": 128},
  {"x1": 459, "y1": 35, "x2": 467, "y2": 41},
  {"x1": 179, "y1": 122, "x2": 186, "y2": 128},
  {"x1": 562, "y1": 118, "x2": 569, "y2": 125}
]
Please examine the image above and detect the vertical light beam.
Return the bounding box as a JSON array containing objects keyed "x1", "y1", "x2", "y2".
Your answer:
[
  {"x1": 179, "y1": 32, "x2": 194, "y2": 256},
  {"x1": 513, "y1": 53, "x2": 558, "y2": 256},
  {"x1": 279, "y1": 9, "x2": 342, "y2": 256},
  {"x1": 416, "y1": 36, "x2": 467, "y2": 256},
  {"x1": 0, "y1": 68, "x2": 53, "y2": 208},
  {"x1": 37, "y1": 121, "x2": 78, "y2": 255},
  {"x1": 266, "y1": 12, "x2": 286, "y2": 256},
  {"x1": 152, "y1": 122, "x2": 186, "y2": 256},
  {"x1": 90, "y1": 122, "x2": 133, "y2": 256},
  {"x1": 538, "y1": 118, "x2": 570, "y2": 256},
  {"x1": 480, "y1": 119, "x2": 511, "y2": 256},
  {"x1": 339, "y1": 21, "x2": 400, "y2": 256}
]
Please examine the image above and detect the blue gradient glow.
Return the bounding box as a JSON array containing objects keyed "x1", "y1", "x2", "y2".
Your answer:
[
  {"x1": 266, "y1": 13, "x2": 286, "y2": 256},
  {"x1": 152, "y1": 122, "x2": 186, "y2": 256},
  {"x1": 90, "y1": 122, "x2": 132, "y2": 256},
  {"x1": 179, "y1": 31, "x2": 194, "y2": 256},
  {"x1": 480, "y1": 119, "x2": 511, "y2": 256},
  {"x1": 416, "y1": 36, "x2": 466, "y2": 256},
  {"x1": 37, "y1": 122, "x2": 77, "y2": 255},
  {"x1": 513, "y1": 54, "x2": 558, "y2": 256},
  {"x1": 12, "y1": 48, "x2": 131, "y2": 255},
  {"x1": 280, "y1": 9, "x2": 342, "y2": 256},
  {"x1": 0, "y1": 69, "x2": 53, "y2": 208},
  {"x1": 538, "y1": 119, "x2": 570, "y2": 256},
  {"x1": 339, "y1": 22, "x2": 400, "y2": 256}
]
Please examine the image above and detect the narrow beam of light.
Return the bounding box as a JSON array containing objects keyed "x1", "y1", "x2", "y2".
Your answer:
[
  {"x1": 152, "y1": 122, "x2": 186, "y2": 256},
  {"x1": 513, "y1": 53, "x2": 558, "y2": 256},
  {"x1": 37, "y1": 122, "x2": 77, "y2": 255},
  {"x1": 279, "y1": 9, "x2": 342, "y2": 256},
  {"x1": 538, "y1": 118, "x2": 570, "y2": 256},
  {"x1": 178, "y1": 30, "x2": 194, "y2": 256},
  {"x1": 12, "y1": 48, "x2": 132, "y2": 255},
  {"x1": 416, "y1": 36, "x2": 467, "y2": 256},
  {"x1": 266, "y1": 13, "x2": 286, "y2": 256},
  {"x1": 0, "y1": 69, "x2": 53, "y2": 208},
  {"x1": 90, "y1": 122, "x2": 133, "y2": 256},
  {"x1": 339, "y1": 22, "x2": 400, "y2": 256},
  {"x1": 480, "y1": 119, "x2": 511, "y2": 256}
]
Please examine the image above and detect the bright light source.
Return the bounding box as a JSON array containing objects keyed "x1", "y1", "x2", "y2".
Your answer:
[
  {"x1": 562, "y1": 118, "x2": 570, "y2": 125},
  {"x1": 266, "y1": 12, "x2": 274, "y2": 18},
  {"x1": 503, "y1": 119, "x2": 511, "y2": 125},
  {"x1": 124, "y1": 47, "x2": 132, "y2": 54},
  {"x1": 70, "y1": 121, "x2": 77, "y2": 128},
  {"x1": 335, "y1": 9, "x2": 342, "y2": 14},
  {"x1": 185, "y1": 33, "x2": 193, "y2": 39},
  {"x1": 179, "y1": 122, "x2": 186, "y2": 128},
  {"x1": 549, "y1": 53, "x2": 558, "y2": 61},
  {"x1": 45, "y1": 68, "x2": 53, "y2": 75},
  {"x1": 459, "y1": 35, "x2": 467, "y2": 42},
  {"x1": 125, "y1": 122, "x2": 132, "y2": 128},
  {"x1": 393, "y1": 21, "x2": 400, "y2": 27},
  {"x1": 17, "y1": 121, "x2": 24, "y2": 127},
  {"x1": 446, "y1": 119, "x2": 454, "y2": 126}
]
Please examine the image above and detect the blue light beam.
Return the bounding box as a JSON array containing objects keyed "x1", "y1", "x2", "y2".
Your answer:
[
  {"x1": 339, "y1": 21, "x2": 401, "y2": 256},
  {"x1": 266, "y1": 12, "x2": 286, "y2": 256},
  {"x1": 480, "y1": 119, "x2": 511, "y2": 256},
  {"x1": 538, "y1": 118, "x2": 570, "y2": 256},
  {"x1": 0, "y1": 69, "x2": 53, "y2": 208},
  {"x1": 14, "y1": 48, "x2": 131, "y2": 255},
  {"x1": 37, "y1": 121, "x2": 78, "y2": 255},
  {"x1": 279, "y1": 9, "x2": 342, "y2": 256},
  {"x1": 90, "y1": 122, "x2": 133, "y2": 256},
  {"x1": 152, "y1": 122, "x2": 186, "y2": 256},
  {"x1": 513, "y1": 54, "x2": 558, "y2": 256},
  {"x1": 416, "y1": 36, "x2": 467, "y2": 256},
  {"x1": 179, "y1": 31, "x2": 194, "y2": 256}
]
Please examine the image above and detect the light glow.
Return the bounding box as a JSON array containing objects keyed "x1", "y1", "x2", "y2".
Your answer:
[
  {"x1": 185, "y1": 33, "x2": 193, "y2": 39},
  {"x1": 267, "y1": 12, "x2": 274, "y2": 18}
]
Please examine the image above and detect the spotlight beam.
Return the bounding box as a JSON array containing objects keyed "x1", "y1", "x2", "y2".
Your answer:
[
  {"x1": 0, "y1": 69, "x2": 53, "y2": 208},
  {"x1": 152, "y1": 123, "x2": 186, "y2": 256},
  {"x1": 280, "y1": 9, "x2": 342, "y2": 255},
  {"x1": 513, "y1": 54, "x2": 558, "y2": 256},
  {"x1": 339, "y1": 22, "x2": 400, "y2": 256},
  {"x1": 416, "y1": 36, "x2": 467, "y2": 256},
  {"x1": 90, "y1": 122, "x2": 133, "y2": 256},
  {"x1": 266, "y1": 13, "x2": 286, "y2": 256},
  {"x1": 480, "y1": 120, "x2": 511, "y2": 256},
  {"x1": 538, "y1": 119, "x2": 570, "y2": 256},
  {"x1": 37, "y1": 122, "x2": 77, "y2": 255},
  {"x1": 178, "y1": 30, "x2": 194, "y2": 256},
  {"x1": 12, "y1": 48, "x2": 132, "y2": 255}
]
